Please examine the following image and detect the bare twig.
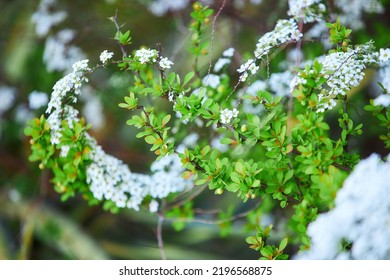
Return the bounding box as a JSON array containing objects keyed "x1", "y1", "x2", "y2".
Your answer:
[
  {"x1": 111, "y1": 11, "x2": 128, "y2": 57},
  {"x1": 205, "y1": 0, "x2": 227, "y2": 78},
  {"x1": 166, "y1": 201, "x2": 261, "y2": 225},
  {"x1": 157, "y1": 214, "x2": 167, "y2": 260}
]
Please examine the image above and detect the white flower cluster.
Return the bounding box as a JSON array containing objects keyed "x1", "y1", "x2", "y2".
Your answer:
[
  {"x1": 47, "y1": 105, "x2": 80, "y2": 145},
  {"x1": 86, "y1": 140, "x2": 193, "y2": 211},
  {"x1": 159, "y1": 57, "x2": 174, "y2": 69},
  {"x1": 315, "y1": 45, "x2": 377, "y2": 112},
  {"x1": 134, "y1": 48, "x2": 158, "y2": 64},
  {"x1": 238, "y1": 19, "x2": 302, "y2": 82},
  {"x1": 31, "y1": 1, "x2": 85, "y2": 73},
  {"x1": 254, "y1": 19, "x2": 302, "y2": 59},
  {"x1": 373, "y1": 95, "x2": 390, "y2": 107},
  {"x1": 296, "y1": 153, "x2": 390, "y2": 259},
  {"x1": 288, "y1": 0, "x2": 326, "y2": 23},
  {"x1": 335, "y1": 0, "x2": 384, "y2": 30},
  {"x1": 220, "y1": 108, "x2": 239, "y2": 124},
  {"x1": 46, "y1": 59, "x2": 90, "y2": 114},
  {"x1": 134, "y1": 48, "x2": 174, "y2": 69},
  {"x1": 237, "y1": 59, "x2": 259, "y2": 82},
  {"x1": 99, "y1": 50, "x2": 114, "y2": 64},
  {"x1": 45, "y1": 59, "x2": 90, "y2": 144},
  {"x1": 31, "y1": 0, "x2": 67, "y2": 37}
]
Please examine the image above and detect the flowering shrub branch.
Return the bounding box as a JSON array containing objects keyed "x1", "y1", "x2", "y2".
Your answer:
[{"x1": 24, "y1": 0, "x2": 390, "y2": 260}]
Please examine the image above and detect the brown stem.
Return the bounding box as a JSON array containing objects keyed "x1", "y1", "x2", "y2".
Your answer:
[{"x1": 156, "y1": 214, "x2": 167, "y2": 260}]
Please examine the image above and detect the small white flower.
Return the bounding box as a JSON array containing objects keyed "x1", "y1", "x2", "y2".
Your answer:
[
  {"x1": 220, "y1": 108, "x2": 239, "y2": 124},
  {"x1": 248, "y1": 62, "x2": 259, "y2": 75},
  {"x1": 72, "y1": 59, "x2": 90, "y2": 72},
  {"x1": 168, "y1": 92, "x2": 175, "y2": 102},
  {"x1": 159, "y1": 57, "x2": 174, "y2": 69},
  {"x1": 134, "y1": 48, "x2": 158, "y2": 64},
  {"x1": 379, "y1": 48, "x2": 390, "y2": 64},
  {"x1": 100, "y1": 50, "x2": 114, "y2": 64},
  {"x1": 60, "y1": 145, "x2": 70, "y2": 157}
]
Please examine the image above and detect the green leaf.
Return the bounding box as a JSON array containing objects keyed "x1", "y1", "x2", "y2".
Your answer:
[
  {"x1": 279, "y1": 238, "x2": 288, "y2": 251},
  {"x1": 161, "y1": 114, "x2": 171, "y2": 127},
  {"x1": 235, "y1": 161, "x2": 244, "y2": 174},
  {"x1": 183, "y1": 71, "x2": 195, "y2": 85},
  {"x1": 260, "y1": 246, "x2": 273, "y2": 258},
  {"x1": 145, "y1": 135, "x2": 157, "y2": 144}
]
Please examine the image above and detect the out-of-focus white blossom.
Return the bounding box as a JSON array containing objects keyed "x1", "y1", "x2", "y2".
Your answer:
[
  {"x1": 223, "y1": 48, "x2": 235, "y2": 57},
  {"x1": 202, "y1": 74, "x2": 221, "y2": 89},
  {"x1": 378, "y1": 64, "x2": 390, "y2": 93},
  {"x1": 220, "y1": 108, "x2": 239, "y2": 124},
  {"x1": 100, "y1": 50, "x2": 114, "y2": 64},
  {"x1": 31, "y1": 0, "x2": 67, "y2": 37},
  {"x1": 15, "y1": 105, "x2": 33, "y2": 125},
  {"x1": 43, "y1": 29, "x2": 85, "y2": 72},
  {"x1": 373, "y1": 94, "x2": 390, "y2": 107},
  {"x1": 241, "y1": 80, "x2": 267, "y2": 114},
  {"x1": 214, "y1": 58, "x2": 231, "y2": 72},
  {"x1": 28, "y1": 91, "x2": 48, "y2": 109},
  {"x1": 335, "y1": 0, "x2": 383, "y2": 30},
  {"x1": 148, "y1": 0, "x2": 189, "y2": 16},
  {"x1": 0, "y1": 86, "x2": 16, "y2": 116},
  {"x1": 288, "y1": 0, "x2": 326, "y2": 23},
  {"x1": 296, "y1": 153, "x2": 390, "y2": 259},
  {"x1": 269, "y1": 71, "x2": 295, "y2": 97},
  {"x1": 81, "y1": 86, "x2": 105, "y2": 131}
]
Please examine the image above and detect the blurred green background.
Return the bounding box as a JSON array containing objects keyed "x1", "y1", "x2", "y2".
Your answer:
[{"x1": 1, "y1": 0, "x2": 389, "y2": 259}]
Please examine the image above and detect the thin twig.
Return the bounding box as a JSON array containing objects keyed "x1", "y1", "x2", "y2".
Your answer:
[
  {"x1": 157, "y1": 214, "x2": 167, "y2": 260},
  {"x1": 205, "y1": 0, "x2": 227, "y2": 77},
  {"x1": 166, "y1": 184, "x2": 207, "y2": 210},
  {"x1": 166, "y1": 201, "x2": 261, "y2": 225},
  {"x1": 111, "y1": 11, "x2": 128, "y2": 57}
]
